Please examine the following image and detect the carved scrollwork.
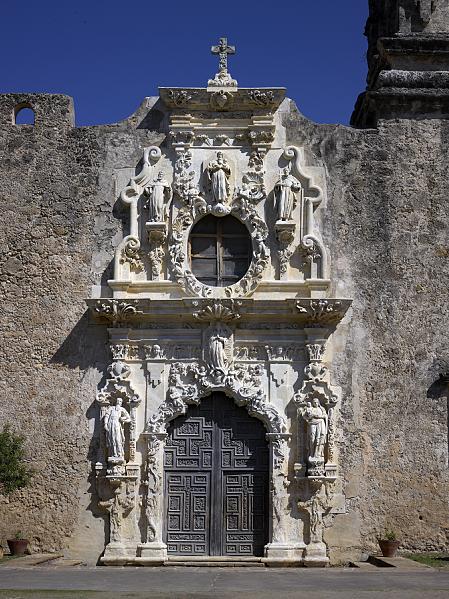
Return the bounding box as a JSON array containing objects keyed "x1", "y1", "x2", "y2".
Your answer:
[
  {"x1": 94, "y1": 300, "x2": 143, "y2": 325},
  {"x1": 247, "y1": 90, "x2": 275, "y2": 107},
  {"x1": 167, "y1": 89, "x2": 193, "y2": 107},
  {"x1": 296, "y1": 299, "x2": 344, "y2": 326}
]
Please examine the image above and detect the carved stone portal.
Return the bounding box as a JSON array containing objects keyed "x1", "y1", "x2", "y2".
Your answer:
[{"x1": 89, "y1": 38, "x2": 351, "y2": 567}]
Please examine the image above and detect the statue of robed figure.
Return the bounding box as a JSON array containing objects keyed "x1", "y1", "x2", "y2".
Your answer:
[
  {"x1": 104, "y1": 397, "x2": 131, "y2": 462},
  {"x1": 144, "y1": 171, "x2": 172, "y2": 222},
  {"x1": 302, "y1": 398, "x2": 328, "y2": 461},
  {"x1": 274, "y1": 166, "x2": 301, "y2": 221},
  {"x1": 206, "y1": 151, "x2": 231, "y2": 204}
]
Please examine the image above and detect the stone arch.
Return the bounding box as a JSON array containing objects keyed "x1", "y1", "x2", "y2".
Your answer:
[
  {"x1": 145, "y1": 361, "x2": 286, "y2": 436},
  {"x1": 14, "y1": 102, "x2": 35, "y2": 125}
]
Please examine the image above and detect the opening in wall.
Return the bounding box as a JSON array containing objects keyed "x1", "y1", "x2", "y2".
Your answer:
[{"x1": 14, "y1": 104, "x2": 35, "y2": 125}]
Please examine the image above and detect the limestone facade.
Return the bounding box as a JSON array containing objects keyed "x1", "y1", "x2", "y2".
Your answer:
[{"x1": 1, "y1": 14, "x2": 449, "y2": 565}]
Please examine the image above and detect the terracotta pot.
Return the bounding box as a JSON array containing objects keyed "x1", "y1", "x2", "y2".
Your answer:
[
  {"x1": 378, "y1": 539, "x2": 400, "y2": 557},
  {"x1": 7, "y1": 539, "x2": 29, "y2": 556}
]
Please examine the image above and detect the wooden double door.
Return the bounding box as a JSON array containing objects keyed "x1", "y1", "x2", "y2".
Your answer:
[{"x1": 164, "y1": 393, "x2": 269, "y2": 556}]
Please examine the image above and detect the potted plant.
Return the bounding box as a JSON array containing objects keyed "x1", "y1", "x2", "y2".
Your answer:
[
  {"x1": 0, "y1": 425, "x2": 33, "y2": 556},
  {"x1": 7, "y1": 532, "x2": 29, "y2": 557},
  {"x1": 378, "y1": 530, "x2": 401, "y2": 557}
]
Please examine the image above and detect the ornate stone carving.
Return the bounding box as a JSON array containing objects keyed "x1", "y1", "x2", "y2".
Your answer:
[
  {"x1": 146, "y1": 222, "x2": 167, "y2": 281},
  {"x1": 234, "y1": 151, "x2": 266, "y2": 205},
  {"x1": 168, "y1": 167, "x2": 270, "y2": 297},
  {"x1": 210, "y1": 90, "x2": 235, "y2": 110},
  {"x1": 192, "y1": 299, "x2": 241, "y2": 322},
  {"x1": 281, "y1": 145, "x2": 328, "y2": 279},
  {"x1": 115, "y1": 146, "x2": 162, "y2": 278},
  {"x1": 208, "y1": 37, "x2": 237, "y2": 88},
  {"x1": 247, "y1": 90, "x2": 275, "y2": 107},
  {"x1": 167, "y1": 89, "x2": 193, "y2": 107},
  {"x1": 169, "y1": 130, "x2": 195, "y2": 146},
  {"x1": 294, "y1": 338, "x2": 339, "y2": 478},
  {"x1": 173, "y1": 150, "x2": 199, "y2": 206},
  {"x1": 143, "y1": 435, "x2": 164, "y2": 543},
  {"x1": 275, "y1": 221, "x2": 296, "y2": 278},
  {"x1": 146, "y1": 361, "x2": 286, "y2": 438},
  {"x1": 235, "y1": 345, "x2": 265, "y2": 361},
  {"x1": 248, "y1": 129, "x2": 275, "y2": 147},
  {"x1": 94, "y1": 300, "x2": 143, "y2": 325},
  {"x1": 296, "y1": 299, "x2": 344, "y2": 326},
  {"x1": 98, "y1": 477, "x2": 137, "y2": 546}
]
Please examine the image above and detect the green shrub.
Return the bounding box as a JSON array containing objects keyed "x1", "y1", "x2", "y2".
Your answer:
[{"x1": 0, "y1": 425, "x2": 33, "y2": 494}]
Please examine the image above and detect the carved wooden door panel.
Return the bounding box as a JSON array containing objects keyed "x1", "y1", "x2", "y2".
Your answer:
[{"x1": 164, "y1": 393, "x2": 269, "y2": 556}]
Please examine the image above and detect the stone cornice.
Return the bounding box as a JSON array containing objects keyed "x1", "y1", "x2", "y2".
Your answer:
[
  {"x1": 86, "y1": 297, "x2": 352, "y2": 328},
  {"x1": 159, "y1": 87, "x2": 286, "y2": 113}
]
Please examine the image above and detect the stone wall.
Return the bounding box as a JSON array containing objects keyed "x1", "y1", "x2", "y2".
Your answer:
[
  {"x1": 0, "y1": 91, "x2": 448, "y2": 564},
  {"x1": 285, "y1": 105, "x2": 449, "y2": 560}
]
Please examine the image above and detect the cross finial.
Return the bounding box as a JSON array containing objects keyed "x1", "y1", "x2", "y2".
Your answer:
[
  {"x1": 211, "y1": 37, "x2": 235, "y2": 74},
  {"x1": 208, "y1": 36, "x2": 238, "y2": 88}
]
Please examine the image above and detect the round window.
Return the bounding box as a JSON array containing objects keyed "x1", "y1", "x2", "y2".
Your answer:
[{"x1": 189, "y1": 215, "x2": 252, "y2": 288}]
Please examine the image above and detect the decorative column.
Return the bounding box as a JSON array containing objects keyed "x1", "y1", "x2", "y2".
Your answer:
[
  {"x1": 264, "y1": 432, "x2": 304, "y2": 565},
  {"x1": 293, "y1": 326, "x2": 341, "y2": 567},
  {"x1": 137, "y1": 432, "x2": 168, "y2": 564}
]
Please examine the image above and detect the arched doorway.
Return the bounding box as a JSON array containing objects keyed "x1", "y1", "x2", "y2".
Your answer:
[{"x1": 164, "y1": 392, "x2": 269, "y2": 556}]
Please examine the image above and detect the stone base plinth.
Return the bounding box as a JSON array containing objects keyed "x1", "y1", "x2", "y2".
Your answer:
[
  {"x1": 303, "y1": 542, "x2": 329, "y2": 567},
  {"x1": 264, "y1": 543, "x2": 305, "y2": 567},
  {"x1": 100, "y1": 542, "x2": 137, "y2": 566},
  {"x1": 137, "y1": 541, "x2": 167, "y2": 565}
]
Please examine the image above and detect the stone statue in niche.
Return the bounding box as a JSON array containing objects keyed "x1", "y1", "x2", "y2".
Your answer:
[
  {"x1": 206, "y1": 151, "x2": 231, "y2": 203},
  {"x1": 302, "y1": 398, "x2": 327, "y2": 461},
  {"x1": 205, "y1": 324, "x2": 233, "y2": 373},
  {"x1": 144, "y1": 171, "x2": 172, "y2": 222},
  {"x1": 104, "y1": 398, "x2": 132, "y2": 462},
  {"x1": 209, "y1": 327, "x2": 228, "y2": 371},
  {"x1": 274, "y1": 165, "x2": 301, "y2": 221}
]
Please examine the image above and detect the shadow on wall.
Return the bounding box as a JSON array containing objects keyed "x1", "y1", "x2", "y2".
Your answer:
[
  {"x1": 427, "y1": 374, "x2": 449, "y2": 458},
  {"x1": 50, "y1": 310, "x2": 111, "y2": 561}
]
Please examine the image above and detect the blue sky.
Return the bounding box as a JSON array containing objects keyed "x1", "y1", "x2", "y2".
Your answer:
[{"x1": 1, "y1": 0, "x2": 368, "y2": 126}]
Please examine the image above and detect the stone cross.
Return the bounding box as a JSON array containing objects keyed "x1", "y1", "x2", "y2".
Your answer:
[{"x1": 211, "y1": 37, "x2": 235, "y2": 75}]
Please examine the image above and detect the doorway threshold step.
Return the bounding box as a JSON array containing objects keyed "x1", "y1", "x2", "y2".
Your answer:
[{"x1": 166, "y1": 556, "x2": 265, "y2": 567}]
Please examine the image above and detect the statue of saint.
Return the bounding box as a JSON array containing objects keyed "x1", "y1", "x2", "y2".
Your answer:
[
  {"x1": 303, "y1": 398, "x2": 327, "y2": 460},
  {"x1": 104, "y1": 398, "x2": 131, "y2": 461},
  {"x1": 274, "y1": 166, "x2": 301, "y2": 221},
  {"x1": 145, "y1": 171, "x2": 172, "y2": 222},
  {"x1": 209, "y1": 327, "x2": 228, "y2": 371},
  {"x1": 207, "y1": 151, "x2": 231, "y2": 203}
]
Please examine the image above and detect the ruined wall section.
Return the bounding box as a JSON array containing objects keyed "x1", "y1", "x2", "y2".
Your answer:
[
  {"x1": 285, "y1": 104, "x2": 449, "y2": 560},
  {"x1": 0, "y1": 94, "x2": 162, "y2": 560}
]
